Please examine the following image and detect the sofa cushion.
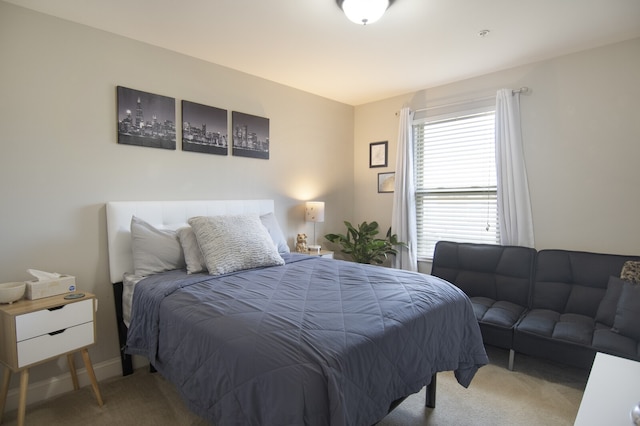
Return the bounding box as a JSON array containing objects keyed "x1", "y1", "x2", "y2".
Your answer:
[
  {"x1": 552, "y1": 314, "x2": 595, "y2": 345},
  {"x1": 612, "y1": 281, "x2": 640, "y2": 340},
  {"x1": 592, "y1": 325, "x2": 640, "y2": 360},
  {"x1": 470, "y1": 296, "x2": 493, "y2": 320},
  {"x1": 469, "y1": 297, "x2": 526, "y2": 328},
  {"x1": 515, "y1": 309, "x2": 558, "y2": 336},
  {"x1": 595, "y1": 276, "x2": 626, "y2": 328},
  {"x1": 516, "y1": 309, "x2": 594, "y2": 346},
  {"x1": 483, "y1": 300, "x2": 527, "y2": 327}
]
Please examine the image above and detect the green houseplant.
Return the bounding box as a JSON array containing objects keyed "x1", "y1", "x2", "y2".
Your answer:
[{"x1": 325, "y1": 221, "x2": 406, "y2": 265}]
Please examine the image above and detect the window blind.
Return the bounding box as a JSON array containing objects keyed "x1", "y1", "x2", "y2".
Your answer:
[{"x1": 414, "y1": 110, "x2": 499, "y2": 259}]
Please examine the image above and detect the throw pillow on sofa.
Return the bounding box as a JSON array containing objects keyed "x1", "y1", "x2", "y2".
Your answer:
[
  {"x1": 621, "y1": 260, "x2": 640, "y2": 284},
  {"x1": 595, "y1": 276, "x2": 627, "y2": 327},
  {"x1": 612, "y1": 280, "x2": 640, "y2": 341}
]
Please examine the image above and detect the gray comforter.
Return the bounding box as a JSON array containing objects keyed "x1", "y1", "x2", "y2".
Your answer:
[{"x1": 126, "y1": 254, "x2": 488, "y2": 425}]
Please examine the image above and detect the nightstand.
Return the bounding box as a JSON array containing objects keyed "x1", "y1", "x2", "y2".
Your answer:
[
  {"x1": 308, "y1": 250, "x2": 334, "y2": 259},
  {"x1": 0, "y1": 292, "x2": 102, "y2": 426}
]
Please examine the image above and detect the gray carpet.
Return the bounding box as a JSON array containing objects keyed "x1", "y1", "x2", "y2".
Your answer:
[{"x1": 2, "y1": 347, "x2": 588, "y2": 425}]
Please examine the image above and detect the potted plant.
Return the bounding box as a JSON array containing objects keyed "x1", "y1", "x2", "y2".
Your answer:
[{"x1": 325, "y1": 221, "x2": 406, "y2": 265}]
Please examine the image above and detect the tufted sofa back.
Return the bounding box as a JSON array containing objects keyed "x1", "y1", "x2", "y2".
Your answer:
[
  {"x1": 532, "y1": 250, "x2": 640, "y2": 316},
  {"x1": 432, "y1": 241, "x2": 536, "y2": 307}
]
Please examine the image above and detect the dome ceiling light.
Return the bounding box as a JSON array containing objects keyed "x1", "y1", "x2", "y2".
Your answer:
[{"x1": 336, "y1": 0, "x2": 395, "y2": 25}]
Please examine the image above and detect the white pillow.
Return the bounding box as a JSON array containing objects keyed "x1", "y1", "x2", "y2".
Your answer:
[
  {"x1": 260, "y1": 212, "x2": 290, "y2": 253},
  {"x1": 130, "y1": 216, "x2": 185, "y2": 276},
  {"x1": 188, "y1": 214, "x2": 285, "y2": 276},
  {"x1": 176, "y1": 226, "x2": 207, "y2": 274}
]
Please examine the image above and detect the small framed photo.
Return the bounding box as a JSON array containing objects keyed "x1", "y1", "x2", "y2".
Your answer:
[
  {"x1": 369, "y1": 141, "x2": 388, "y2": 168},
  {"x1": 378, "y1": 172, "x2": 395, "y2": 193}
]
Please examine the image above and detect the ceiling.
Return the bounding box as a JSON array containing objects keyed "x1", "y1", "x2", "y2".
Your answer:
[{"x1": 5, "y1": 0, "x2": 640, "y2": 106}]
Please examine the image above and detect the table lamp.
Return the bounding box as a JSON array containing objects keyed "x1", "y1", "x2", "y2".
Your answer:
[{"x1": 305, "y1": 201, "x2": 325, "y2": 253}]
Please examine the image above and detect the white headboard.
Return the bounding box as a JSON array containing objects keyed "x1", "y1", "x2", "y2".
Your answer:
[{"x1": 105, "y1": 200, "x2": 275, "y2": 283}]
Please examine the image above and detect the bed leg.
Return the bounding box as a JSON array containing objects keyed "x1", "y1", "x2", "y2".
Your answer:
[
  {"x1": 113, "y1": 282, "x2": 134, "y2": 376},
  {"x1": 120, "y1": 348, "x2": 133, "y2": 376},
  {"x1": 508, "y1": 349, "x2": 515, "y2": 371},
  {"x1": 425, "y1": 373, "x2": 437, "y2": 408}
]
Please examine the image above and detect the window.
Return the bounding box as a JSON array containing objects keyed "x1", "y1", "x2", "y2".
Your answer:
[{"x1": 414, "y1": 107, "x2": 499, "y2": 259}]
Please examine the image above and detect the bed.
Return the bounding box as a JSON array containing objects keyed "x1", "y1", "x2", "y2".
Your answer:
[{"x1": 105, "y1": 199, "x2": 488, "y2": 425}]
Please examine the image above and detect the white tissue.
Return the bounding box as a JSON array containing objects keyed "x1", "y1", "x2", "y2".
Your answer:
[{"x1": 27, "y1": 269, "x2": 62, "y2": 281}]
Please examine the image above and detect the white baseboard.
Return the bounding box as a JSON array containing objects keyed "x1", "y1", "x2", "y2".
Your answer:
[{"x1": 3, "y1": 355, "x2": 148, "y2": 413}]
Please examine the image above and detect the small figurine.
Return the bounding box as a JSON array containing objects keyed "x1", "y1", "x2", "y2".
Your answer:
[{"x1": 295, "y1": 233, "x2": 308, "y2": 253}]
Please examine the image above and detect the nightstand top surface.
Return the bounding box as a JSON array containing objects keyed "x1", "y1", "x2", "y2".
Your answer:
[{"x1": 0, "y1": 292, "x2": 95, "y2": 316}]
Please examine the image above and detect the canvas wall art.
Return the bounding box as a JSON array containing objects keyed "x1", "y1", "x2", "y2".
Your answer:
[
  {"x1": 232, "y1": 111, "x2": 270, "y2": 159},
  {"x1": 117, "y1": 86, "x2": 176, "y2": 150},
  {"x1": 182, "y1": 101, "x2": 228, "y2": 155}
]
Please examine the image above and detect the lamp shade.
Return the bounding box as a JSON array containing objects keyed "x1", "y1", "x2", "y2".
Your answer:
[
  {"x1": 340, "y1": 0, "x2": 389, "y2": 25},
  {"x1": 305, "y1": 201, "x2": 325, "y2": 223}
]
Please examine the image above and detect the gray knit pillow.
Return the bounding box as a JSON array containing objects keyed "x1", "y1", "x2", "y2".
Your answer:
[{"x1": 188, "y1": 214, "x2": 284, "y2": 276}]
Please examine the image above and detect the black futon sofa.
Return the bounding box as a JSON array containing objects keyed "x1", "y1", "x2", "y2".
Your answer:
[{"x1": 431, "y1": 241, "x2": 640, "y2": 370}]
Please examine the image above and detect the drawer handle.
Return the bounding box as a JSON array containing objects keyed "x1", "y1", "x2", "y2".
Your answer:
[
  {"x1": 49, "y1": 329, "x2": 67, "y2": 336},
  {"x1": 48, "y1": 305, "x2": 65, "y2": 312}
]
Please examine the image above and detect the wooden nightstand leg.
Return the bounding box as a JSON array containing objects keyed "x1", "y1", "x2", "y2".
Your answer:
[
  {"x1": 67, "y1": 353, "x2": 79, "y2": 390},
  {"x1": 17, "y1": 369, "x2": 28, "y2": 426},
  {"x1": 0, "y1": 366, "x2": 11, "y2": 424},
  {"x1": 80, "y1": 348, "x2": 103, "y2": 407}
]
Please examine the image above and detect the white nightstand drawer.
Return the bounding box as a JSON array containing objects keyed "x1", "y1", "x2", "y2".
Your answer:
[
  {"x1": 15, "y1": 298, "x2": 92, "y2": 341},
  {"x1": 17, "y1": 321, "x2": 94, "y2": 368}
]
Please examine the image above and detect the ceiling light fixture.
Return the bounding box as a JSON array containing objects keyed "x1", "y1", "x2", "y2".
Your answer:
[{"x1": 336, "y1": 0, "x2": 394, "y2": 25}]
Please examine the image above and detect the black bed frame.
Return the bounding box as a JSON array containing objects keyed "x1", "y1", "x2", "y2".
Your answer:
[
  {"x1": 113, "y1": 282, "x2": 134, "y2": 376},
  {"x1": 112, "y1": 281, "x2": 437, "y2": 411}
]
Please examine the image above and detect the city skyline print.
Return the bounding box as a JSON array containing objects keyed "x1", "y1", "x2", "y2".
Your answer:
[
  {"x1": 232, "y1": 111, "x2": 270, "y2": 160},
  {"x1": 182, "y1": 101, "x2": 228, "y2": 155},
  {"x1": 117, "y1": 86, "x2": 176, "y2": 150}
]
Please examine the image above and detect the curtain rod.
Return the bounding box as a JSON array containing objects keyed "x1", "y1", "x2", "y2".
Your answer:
[{"x1": 400, "y1": 87, "x2": 530, "y2": 116}]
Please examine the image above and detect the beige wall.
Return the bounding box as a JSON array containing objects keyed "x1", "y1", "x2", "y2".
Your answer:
[
  {"x1": 2, "y1": 0, "x2": 639, "y2": 406},
  {"x1": 0, "y1": 2, "x2": 354, "y2": 387},
  {"x1": 353, "y1": 37, "x2": 640, "y2": 272}
]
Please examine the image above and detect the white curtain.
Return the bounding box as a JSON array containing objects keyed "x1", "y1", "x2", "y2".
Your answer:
[
  {"x1": 391, "y1": 106, "x2": 418, "y2": 271},
  {"x1": 495, "y1": 89, "x2": 535, "y2": 247}
]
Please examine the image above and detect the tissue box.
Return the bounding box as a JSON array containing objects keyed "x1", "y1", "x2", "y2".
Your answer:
[{"x1": 25, "y1": 275, "x2": 76, "y2": 300}]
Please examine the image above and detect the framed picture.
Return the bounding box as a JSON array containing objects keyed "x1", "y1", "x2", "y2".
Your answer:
[
  {"x1": 369, "y1": 141, "x2": 388, "y2": 168},
  {"x1": 378, "y1": 172, "x2": 395, "y2": 193},
  {"x1": 231, "y1": 111, "x2": 270, "y2": 159},
  {"x1": 117, "y1": 86, "x2": 176, "y2": 150},
  {"x1": 182, "y1": 101, "x2": 228, "y2": 155}
]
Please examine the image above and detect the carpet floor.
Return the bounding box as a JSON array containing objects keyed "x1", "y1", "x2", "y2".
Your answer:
[{"x1": 2, "y1": 346, "x2": 588, "y2": 425}]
